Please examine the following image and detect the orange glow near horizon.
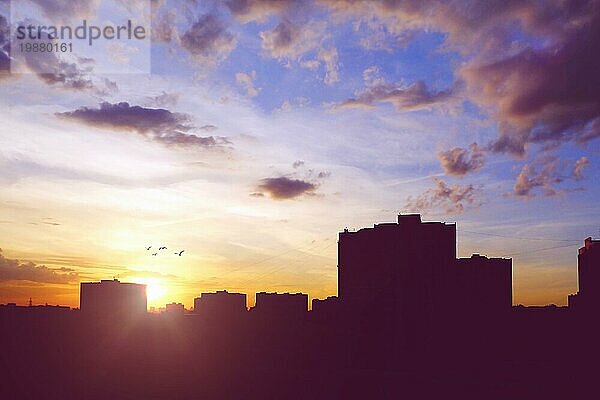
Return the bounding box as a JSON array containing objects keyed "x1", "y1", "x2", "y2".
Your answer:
[{"x1": 130, "y1": 277, "x2": 169, "y2": 308}]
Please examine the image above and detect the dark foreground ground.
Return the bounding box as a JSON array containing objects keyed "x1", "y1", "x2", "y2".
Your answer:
[{"x1": 1, "y1": 307, "x2": 598, "y2": 399}]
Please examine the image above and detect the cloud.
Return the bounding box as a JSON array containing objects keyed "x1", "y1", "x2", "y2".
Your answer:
[
  {"x1": 106, "y1": 42, "x2": 139, "y2": 65},
  {"x1": 225, "y1": 0, "x2": 302, "y2": 22},
  {"x1": 254, "y1": 177, "x2": 318, "y2": 200},
  {"x1": 355, "y1": 16, "x2": 415, "y2": 52},
  {"x1": 258, "y1": 18, "x2": 340, "y2": 84},
  {"x1": 320, "y1": 0, "x2": 600, "y2": 156},
  {"x1": 117, "y1": 269, "x2": 179, "y2": 280},
  {"x1": 512, "y1": 154, "x2": 568, "y2": 198},
  {"x1": 463, "y1": 35, "x2": 600, "y2": 155},
  {"x1": 7, "y1": 18, "x2": 94, "y2": 90},
  {"x1": 199, "y1": 124, "x2": 218, "y2": 132},
  {"x1": 513, "y1": 165, "x2": 560, "y2": 199},
  {"x1": 334, "y1": 80, "x2": 455, "y2": 112},
  {"x1": 0, "y1": 14, "x2": 9, "y2": 79},
  {"x1": 511, "y1": 153, "x2": 592, "y2": 198},
  {"x1": 405, "y1": 177, "x2": 484, "y2": 215},
  {"x1": 235, "y1": 70, "x2": 260, "y2": 97},
  {"x1": 56, "y1": 102, "x2": 230, "y2": 148},
  {"x1": 275, "y1": 96, "x2": 310, "y2": 112},
  {"x1": 30, "y1": 0, "x2": 100, "y2": 22},
  {"x1": 317, "y1": 47, "x2": 339, "y2": 85},
  {"x1": 573, "y1": 156, "x2": 590, "y2": 180},
  {"x1": 180, "y1": 14, "x2": 237, "y2": 67},
  {"x1": 437, "y1": 143, "x2": 485, "y2": 177},
  {"x1": 35, "y1": 64, "x2": 94, "y2": 90},
  {"x1": 0, "y1": 249, "x2": 78, "y2": 284},
  {"x1": 260, "y1": 19, "x2": 326, "y2": 60},
  {"x1": 152, "y1": 8, "x2": 177, "y2": 43},
  {"x1": 147, "y1": 91, "x2": 181, "y2": 108}
]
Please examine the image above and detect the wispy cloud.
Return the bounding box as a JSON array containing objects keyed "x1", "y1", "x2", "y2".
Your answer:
[
  {"x1": 406, "y1": 177, "x2": 485, "y2": 215},
  {"x1": 334, "y1": 79, "x2": 456, "y2": 112},
  {"x1": 236, "y1": 71, "x2": 260, "y2": 97}
]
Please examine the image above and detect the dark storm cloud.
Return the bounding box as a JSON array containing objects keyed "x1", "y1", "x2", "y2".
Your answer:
[
  {"x1": 56, "y1": 102, "x2": 229, "y2": 148},
  {"x1": 0, "y1": 249, "x2": 78, "y2": 284},
  {"x1": 437, "y1": 143, "x2": 485, "y2": 177},
  {"x1": 255, "y1": 177, "x2": 317, "y2": 200},
  {"x1": 405, "y1": 178, "x2": 484, "y2": 215}
]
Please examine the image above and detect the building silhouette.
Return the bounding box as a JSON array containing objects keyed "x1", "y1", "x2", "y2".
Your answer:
[
  {"x1": 164, "y1": 302, "x2": 185, "y2": 315},
  {"x1": 3, "y1": 215, "x2": 600, "y2": 399},
  {"x1": 337, "y1": 214, "x2": 512, "y2": 320},
  {"x1": 79, "y1": 279, "x2": 147, "y2": 318},
  {"x1": 253, "y1": 292, "x2": 308, "y2": 317},
  {"x1": 455, "y1": 254, "x2": 512, "y2": 313},
  {"x1": 338, "y1": 214, "x2": 457, "y2": 321},
  {"x1": 193, "y1": 290, "x2": 247, "y2": 319},
  {"x1": 569, "y1": 237, "x2": 600, "y2": 310}
]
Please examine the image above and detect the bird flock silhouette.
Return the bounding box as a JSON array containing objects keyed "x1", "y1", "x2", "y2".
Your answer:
[{"x1": 145, "y1": 246, "x2": 184, "y2": 257}]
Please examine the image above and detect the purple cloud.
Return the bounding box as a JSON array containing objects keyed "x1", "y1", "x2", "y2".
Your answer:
[
  {"x1": 56, "y1": 102, "x2": 229, "y2": 148},
  {"x1": 255, "y1": 177, "x2": 317, "y2": 200},
  {"x1": 180, "y1": 14, "x2": 237, "y2": 67}
]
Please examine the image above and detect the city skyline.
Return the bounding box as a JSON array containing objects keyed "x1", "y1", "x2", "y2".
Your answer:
[
  {"x1": 2, "y1": 213, "x2": 596, "y2": 311},
  {"x1": 1, "y1": 0, "x2": 599, "y2": 309},
  {"x1": 3, "y1": 211, "x2": 599, "y2": 399}
]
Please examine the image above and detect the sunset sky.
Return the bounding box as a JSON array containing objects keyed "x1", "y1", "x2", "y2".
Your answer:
[{"x1": 1, "y1": 0, "x2": 598, "y2": 309}]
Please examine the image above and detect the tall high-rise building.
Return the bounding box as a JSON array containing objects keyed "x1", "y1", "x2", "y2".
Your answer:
[
  {"x1": 569, "y1": 237, "x2": 600, "y2": 310},
  {"x1": 79, "y1": 279, "x2": 147, "y2": 318},
  {"x1": 337, "y1": 214, "x2": 513, "y2": 321},
  {"x1": 338, "y1": 214, "x2": 457, "y2": 317}
]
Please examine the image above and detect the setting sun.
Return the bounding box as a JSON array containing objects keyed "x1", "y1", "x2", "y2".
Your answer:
[{"x1": 131, "y1": 277, "x2": 168, "y2": 306}]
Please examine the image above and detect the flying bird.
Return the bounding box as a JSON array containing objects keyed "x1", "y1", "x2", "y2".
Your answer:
[
  {"x1": 159, "y1": 246, "x2": 167, "y2": 250},
  {"x1": 146, "y1": 246, "x2": 152, "y2": 250},
  {"x1": 175, "y1": 250, "x2": 184, "y2": 256},
  {"x1": 152, "y1": 253, "x2": 158, "y2": 256}
]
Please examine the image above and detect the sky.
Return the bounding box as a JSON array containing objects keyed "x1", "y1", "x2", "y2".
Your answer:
[{"x1": 0, "y1": 0, "x2": 599, "y2": 309}]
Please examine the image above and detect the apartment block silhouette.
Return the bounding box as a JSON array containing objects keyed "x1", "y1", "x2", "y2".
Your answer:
[
  {"x1": 79, "y1": 279, "x2": 147, "y2": 318},
  {"x1": 569, "y1": 237, "x2": 600, "y2": 310},
  {"x1": 337, "y1": 214, "x2": 512, "y2": 321},
  {"x1": 193, "y1": 290, "x2": 247, "y2": 317}
]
